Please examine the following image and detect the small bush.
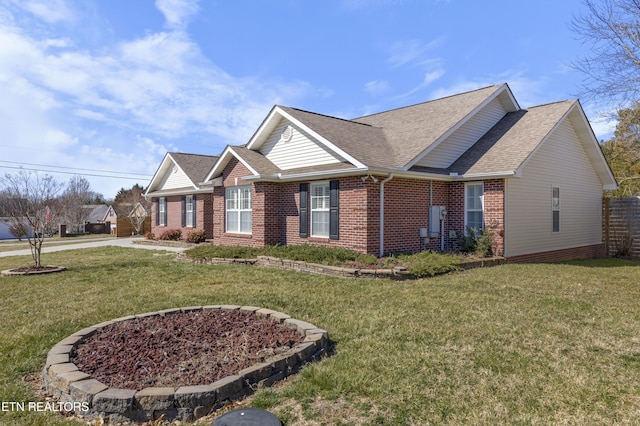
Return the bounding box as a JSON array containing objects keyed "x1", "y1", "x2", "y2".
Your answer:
[
  {"x1": 144, "y1": 231, "x2": 156, "y2": 240},
  {"x1": 158, "y1": 229, "x2": 182, "y2": 241},
  {"x1": 185, "y1": 229, "x2": 206, "y2": 244},
  {"x1": 459, "y1": 226, "x2": 494, "y2": 257},
  {"x1": 185, "y1": 245, "x2": 261, "y2": 259},
  {"x1": 398, "y1": 250, "x2": 460, "y2": 278},
  {"x1": 261, "y1": 244, "x2": 379, "y2": 266}
]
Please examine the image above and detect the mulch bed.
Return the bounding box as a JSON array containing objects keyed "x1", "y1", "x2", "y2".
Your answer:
[{"x1": 70, "y1": 310, "x2": 305, "y2": 391}]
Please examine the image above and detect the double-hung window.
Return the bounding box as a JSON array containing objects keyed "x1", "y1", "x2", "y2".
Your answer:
[
  {"x1": 226, "y1": 186, "x2": 252, "y2": 233},
  {"x1": 185, "y1": 195, "x2": 194, "y2": 228},
  {"x1": 552, "y1": 186, "x2": 560, "y2": 233},
  {"x1": 159, "y1": 197, "x2": 167, "y2": 226},
  {"x1": 465, "y1": 182, "x2": 484, "y2": 233},
  {"x1": 311, "y1": 182, "x2": 330, "y2": 237}
]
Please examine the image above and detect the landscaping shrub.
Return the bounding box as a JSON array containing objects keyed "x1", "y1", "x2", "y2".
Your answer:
[
  {"x1": 398, "y1": 250, "x2": 460, "y2": 278},
  {"x1": 184, "y1": 229, "x2": 206, "y2": 244},
  {"x1": 144, "y1": 231, "x2": 156, "y2": 240},
  {"x1": 158, "y1": 229, "x2": 182, "y2": 241},
  {"x1": 261, "y1": 244, "x2": 379, "y2": 266},
  {"x1": 186, "y1": 245, "x2": 261, "y2": 259},
  {"x1": 459, "y1": 226, "x2": 494, "y2": 257}
]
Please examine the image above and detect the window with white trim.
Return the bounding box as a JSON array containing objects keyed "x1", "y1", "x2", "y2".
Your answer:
[
  {"x1": 159, "y1": 197, "x2": 166, "y2": 226},
  {"x1": 311, "y1": 181, "x2": 330, "y2": 237},
  {"x1": 185, "y1": 195, "x2": 194, "y2": 227},
  {"x1": 465, "y1": 182, "x2": 484, "y2": 233},
  {"x1": 226, "y1": 186, "x2": 252, "y2": 233},
  {"x1": 552, "y1": 186, "x2": 560, "y2": 233}
]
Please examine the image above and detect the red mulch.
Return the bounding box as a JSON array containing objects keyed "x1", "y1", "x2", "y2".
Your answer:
[{"x1": 70, "y1": 310, "x2": 305, "y2": 391}]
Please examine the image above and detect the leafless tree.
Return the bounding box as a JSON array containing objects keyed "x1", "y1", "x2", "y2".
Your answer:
[
  {"x1": 60, "y1": 175, "x2": 102, "y2": 233},
  {"x1": 571, "y1": 0, "x2": 640, "y2": 106},
  {"x1": 0, "y1": 170, "x2": 65, "y2": 268}
]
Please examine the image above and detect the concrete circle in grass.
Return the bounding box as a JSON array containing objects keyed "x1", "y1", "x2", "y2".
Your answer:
[{"x1": 213, "y1": 407, "x2": 282, "y2": 425}]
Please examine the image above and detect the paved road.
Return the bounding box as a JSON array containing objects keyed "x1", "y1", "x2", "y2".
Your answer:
[{"x1": 0, "y1": 238, "x2": 188, "y2": 257}]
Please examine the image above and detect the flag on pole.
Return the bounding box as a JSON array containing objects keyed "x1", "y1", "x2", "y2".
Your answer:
[{"x1": 45, "y1": 205, "x2": 51, "y2": 222}]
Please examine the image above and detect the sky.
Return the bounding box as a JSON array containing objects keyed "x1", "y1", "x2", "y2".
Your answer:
[{"x1": 0, "y1": 0, "x2": 617, "y2": 199}]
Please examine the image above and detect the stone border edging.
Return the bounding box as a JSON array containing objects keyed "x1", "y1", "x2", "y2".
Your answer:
[
  {"x1": 176, "y1": 253, "x2": 505, "y2": 279},
  {"x1": 177, "y1": 254, "x2": 415, "y2": 280},
  {"x1": 1, "y1": 265, "x2": 66, "y2": 276},
  {"x1": 42, "y1": 305, "x2": 329, "y2": 423}
]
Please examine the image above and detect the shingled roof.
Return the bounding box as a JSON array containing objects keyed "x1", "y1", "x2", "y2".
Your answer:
[{"x1": 170, "y1": 152, "x2": 219, "y2": 184}]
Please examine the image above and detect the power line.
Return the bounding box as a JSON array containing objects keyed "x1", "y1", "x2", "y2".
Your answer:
[
  {"x1": 0, "y1": 164, "x2": 150, "y2": 181},
  {"x1": 0, "y1": 160, "x2": 153, "y2": 177}
]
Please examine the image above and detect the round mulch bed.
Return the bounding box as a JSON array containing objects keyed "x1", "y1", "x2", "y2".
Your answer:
[
  {"x1": 71, "y1": 310, "x2": 305, "y2": 391},
  {"x1": 1, "y1": 265, "x2": 66, "y2": 276}
]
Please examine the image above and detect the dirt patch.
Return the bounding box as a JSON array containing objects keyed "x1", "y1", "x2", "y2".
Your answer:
[{"x1": 70, "y1": 310, "x2": 305, "y2": 391}]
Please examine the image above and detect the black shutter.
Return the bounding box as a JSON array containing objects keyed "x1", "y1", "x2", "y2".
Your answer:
[
  {"x1": 299, "y1": 183, "x2": 308, "y2": 238},
  {"x1": 192, "y1": 195, "x2": 197, "y2": 228},
  {"x1": 155, "y1": 199, "x2": 159, "y2": 226},
  {"x1": 329, "y1": 180, "x2": 339, "y2": 240},
  {"x1": 181, "y1": 196, "x2": 186, "y2": 227}
]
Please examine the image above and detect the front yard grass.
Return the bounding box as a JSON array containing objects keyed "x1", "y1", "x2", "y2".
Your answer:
[{"x1": 1, "y1": 248, "x2": 640, "y2": 424}]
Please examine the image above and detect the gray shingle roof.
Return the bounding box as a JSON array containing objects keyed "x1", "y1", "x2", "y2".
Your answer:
[
  {"x1": 170, "y1": 152, "x2": 219, "y2": 184},
  {"x1": 447, "y1": 100, "x2": 575, "y2": 176}
]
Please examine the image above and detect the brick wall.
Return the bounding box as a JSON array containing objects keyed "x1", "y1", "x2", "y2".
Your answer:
[
  {"x1": 150, "y1": 194, "x2": 213, "y2": 239},
  {"x1": 505, "y1": 244, "x2": 605, "y2": 263}
]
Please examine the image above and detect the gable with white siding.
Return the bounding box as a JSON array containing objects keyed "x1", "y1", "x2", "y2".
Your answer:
[
  {"x1": 415, "y1": 97, "x2": 507, "y2": 169},
  {"x1": 259, "y1": 117, "x2": 346, "y2": 170},
  {"x1": 505, "y1": 117, "x2": 604, "y2": 257},
  {"x1": 156, "y1": 163, "x2": 194, "y2": 190}
]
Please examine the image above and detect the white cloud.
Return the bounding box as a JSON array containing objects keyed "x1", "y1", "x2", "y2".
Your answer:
[
  {"x1": 16, "y1": 0, "x2": 76, "y2": 24},
  {"x1": 387, "y1": 37, "x2": 445, "y2": 69},
  {"x1": 155, "y1": 0, "x2": 200, "y2": 31},
  {"x1": 364, "y1": 80, "x2": 390, "y2": 96}
]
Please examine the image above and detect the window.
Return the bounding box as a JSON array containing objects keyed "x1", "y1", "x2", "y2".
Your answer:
[
  {"x1": 552, "y1": 186, "x2": 560, "y2": 233},
  {"x1": 311, "y1": 182, "x2": 330, "y2": 237},
  {"x1": 159, "y1": 197, "x2": 166, "y2": 226},
  {"x1": 465, "y1": 183, "x2": 484, "y2": 233},
  {"x1": 185, "y1": 195, "x2": 194, "y2": 227},
  {"x1": 226, "y1": 186, "x2": 252, "y2": 233}
]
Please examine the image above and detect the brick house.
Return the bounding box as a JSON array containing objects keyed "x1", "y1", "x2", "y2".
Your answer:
[
  {"x1": 146, "y1": 84, "x2": 617, "y2": 262},
  {"x1": 145, "y1": 152, "x2": 218, "y2": 239}
]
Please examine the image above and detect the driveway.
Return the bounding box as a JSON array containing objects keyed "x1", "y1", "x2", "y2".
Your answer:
[{"x1": 0, "y1": 237, "x2": 188, "y2": 258}]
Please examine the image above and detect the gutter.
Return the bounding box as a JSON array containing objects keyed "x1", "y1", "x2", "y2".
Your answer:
[{"x1": 379, "y1": 174, "x2": 394, "y2": 257}]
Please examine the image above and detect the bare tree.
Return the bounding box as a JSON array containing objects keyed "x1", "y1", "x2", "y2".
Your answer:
[
  {"x1": 61, "y1": 175, "x2": 103, "y2": 233},
  {"x1": 0, "y1": 170, "x2": 65, "y2": 268},
  {"x1": 571, "y1": 0, "x2": 640, "y2": 105}
]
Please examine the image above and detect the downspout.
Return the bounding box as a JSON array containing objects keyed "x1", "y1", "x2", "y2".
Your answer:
[{"x1": 379, "y1": 174, "x2": 394, "y2": 257}]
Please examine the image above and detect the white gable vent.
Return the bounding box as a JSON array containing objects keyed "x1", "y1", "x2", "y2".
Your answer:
[{"x1": 280, "y1": 125, "x2": 293, "y2": 143}]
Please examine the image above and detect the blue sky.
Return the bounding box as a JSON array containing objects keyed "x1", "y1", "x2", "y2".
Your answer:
[{"x1": 0, "y1": 0, "x2": 616, "y2": 199}]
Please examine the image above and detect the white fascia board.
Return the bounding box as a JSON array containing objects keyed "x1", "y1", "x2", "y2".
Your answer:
[
  {"x1": 144, "y1": 153, "x2": 197, "y2": 196},
  {"x1": 570, "y1": 102, "x2": 618, "y2": 189},
  {"x1": 402, "y1": 83, "x2": 514, "y2": 171},
  {"x1": 245, "y1": 106, "x2": 280, "y2": 150},
  {"x1": 203, "y1": 146, "x2": 259, "y2": 182},
  {"x1": 145, "y1": 187, "x2": 214, "y2": 198}
]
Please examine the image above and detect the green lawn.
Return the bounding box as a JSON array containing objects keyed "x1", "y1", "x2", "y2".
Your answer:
[{"x1": 1, "y1": 247, "x2": 639, "y2": 425}]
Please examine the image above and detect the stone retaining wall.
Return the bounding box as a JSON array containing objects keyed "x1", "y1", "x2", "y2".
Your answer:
[
  {"x1": 43, "y1": 306, "x2": 328, "y2": 423},
  {"x1": 178, "y1": 254, "x2": 415, "y2": 280}
]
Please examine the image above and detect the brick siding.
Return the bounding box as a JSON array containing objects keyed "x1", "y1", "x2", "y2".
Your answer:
[{"x1": 150, "y1": 194, "x2": 213, "y2": 239}]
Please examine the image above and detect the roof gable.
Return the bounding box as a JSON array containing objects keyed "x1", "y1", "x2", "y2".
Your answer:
[
  {"x1": 145, "y1": 152, "x2": 218, "y2": 195},
  {"x1": 353, "y1": 84, "x2": 519, "y2": 169}
]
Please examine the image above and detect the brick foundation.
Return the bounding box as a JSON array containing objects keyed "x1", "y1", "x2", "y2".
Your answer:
[{"x1": 505, "y1": 244, "x2": 606, "y2": 263}]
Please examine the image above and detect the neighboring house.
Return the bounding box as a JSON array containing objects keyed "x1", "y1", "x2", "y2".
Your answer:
[
  {"x1": 83, "y1": 204, "x2": 118, "y2": 233},
  {"x1": 145, "y1": 153, "x2": 219, "y2": 239},
  {"x1": 146, "y1": 84, "x2": 617, "y2": 262}
]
